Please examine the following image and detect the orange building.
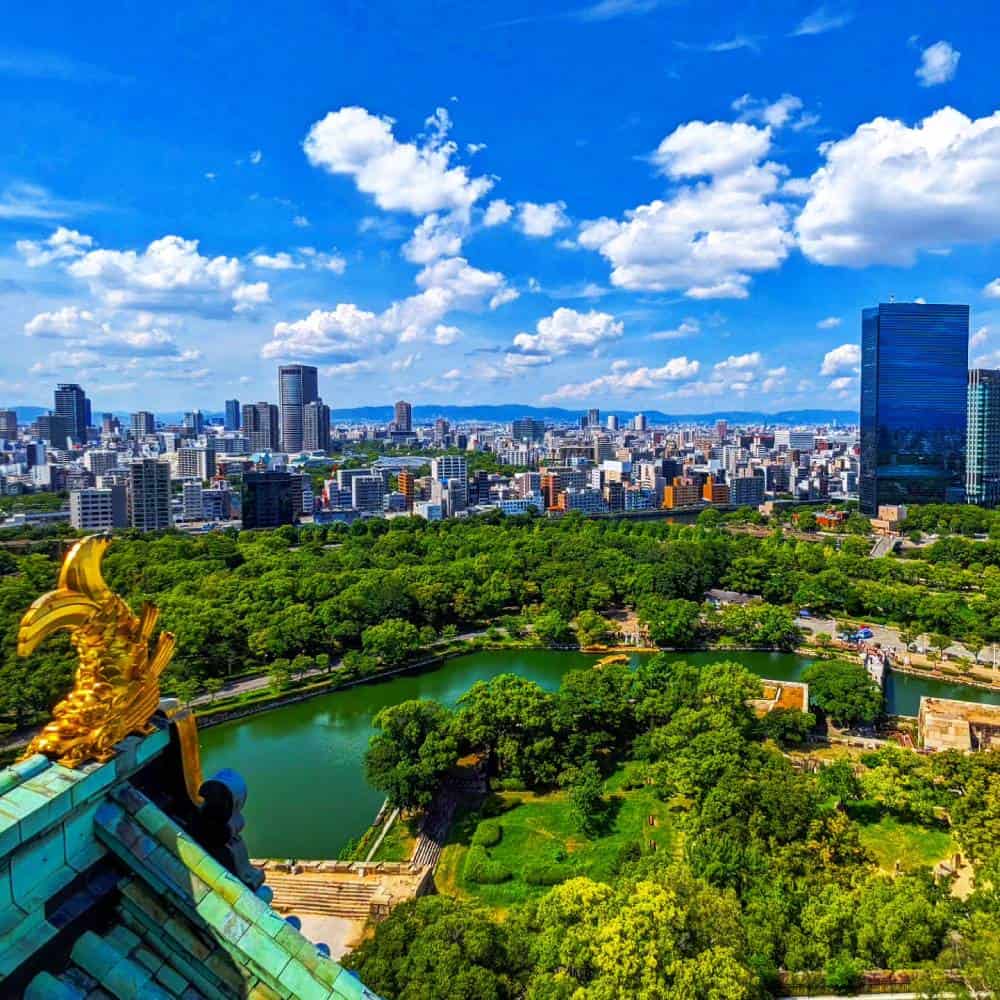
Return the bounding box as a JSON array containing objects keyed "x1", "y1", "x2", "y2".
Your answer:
[
  {"x1": 663, "y1": 476, "x2": 700, "y2": 509},
  {"x1": 703, "y1": 480, "x2": 730, "y2": 504},
  {"x1": 397, "y1": 469, "x2": 414, "y2": 509},
  {"x1": 541, "y1": 473, "x2": 561, "y2": 510}
]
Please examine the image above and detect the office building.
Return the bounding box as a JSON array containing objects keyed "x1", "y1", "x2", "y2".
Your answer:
[
  {"x1": 182, "y1": 411, "x2": 205, "y2": 436},
  {"x1": 351, "y1": 475, "x2": 385, "y2": 513},
  {"x1": 633, "y1": 412, "x2": 647, "y2": 432},
  {"x1": 394, "y1": 400, "x2": 413, "y2": 433},
  {"x1": 703, "y1": 479, "x2": 730, "y2": 504},
  {"x1": 54, "y1": 384, "x2": 88, "y2": 443},
  {"x1": 729, "y1": 474, "x2": 765, "y2": 507},
  {"x1": 414, "y1": 501, "x2": 443, "y2": 521},
  {"x1": 557, "y1": 486, "x2": 607, "y2": 513},
  {"x1": 131, "y1": 411, "x2": 156, "y2": 438},
  {"x1": 397, "y1": 469, "x2": 415, "y2": 509},
  {"x1": 177, "y1": 445, "x2": 216, "y2": 482},
  {"x1": 277, "y1": 364, "x2": 319, "y2": 453},
  {"x1": 181, "y1": 480, "x2": 204, "y2": 521},
  {"x1": 224, "y1": 399, "x2": 241, "y2": 431},
  {"x1": 37, "y1": 414, "x2": 72, "y2": 449},
  {"x1": 431, "y1": 455, "x2": 467, "y2": 484},
  {"x1": 242, "y1": 402, "x2": 280, "y2": 451},
  {"x1": 860, "y1": 302, "x2": 969, "y2": 514},
  {"x1": 302, "y1": 399, "x2": 331, "y2": 452},
  {"x1": 201, "y1": 484, "x2": 234, "y2": 521},
  {"x1": 242, "y1": 471, "x2": 294, "y2": 528},
  {"x1": 587, "y1": 408, "x2": 600, "y2": 428},
  {"x1": 69, "y1": 486, "x2": 128, "y2": 530},
  {"x1": 512, "y1": 417, "x2": 545, "y2": 442},
  {"x1": 84, "y1": 450, "x2": 122, "y2": 479},
  {"x1": 127, "y1": 459, "x2": 172, "y2": 531},
  {"x1": 0, "y1": 410, "x2": 17, "y2": 440},
  {"x1": 774, "y1": 429, "x2": 815, "y2": 452},
  {"x1": 606, "y1": 414, "x2": 619, "y2": 431},
  {"x1": 967, "y1": 369, "x2": 1000, "y2": 508},
  {"x1": 663, "y1": 477, "x2": 700, "y2": 509}
]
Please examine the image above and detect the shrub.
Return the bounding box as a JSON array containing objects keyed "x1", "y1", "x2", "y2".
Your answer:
[
  {"x1": 824, "y1": 955, "x2": 864, "y2": 994},
  {"x1": 472, "y1": 822, "x2": 502, "y2": 847},
  {"x1": 463, "y1": 845, "x2": 512, "y2": 884},
  {"x1": 610, "y1": 840, "x2": 643, "y2": 874},
  {"x1": 523, "y1": 862, "x2": 573, "y2": 886}
]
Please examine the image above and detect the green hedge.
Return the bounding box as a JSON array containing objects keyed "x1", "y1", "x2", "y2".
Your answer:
[
  {"x1": 472, "y1": 822, "x2": 503, "y2": 847},
  {"x1": 464, "y1": 845, "x2": 512, "y2": 884}
]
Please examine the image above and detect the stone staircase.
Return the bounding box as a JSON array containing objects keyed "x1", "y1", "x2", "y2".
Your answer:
[{"x1": 263, "y1": 872, "x2": 377, "y2": 918}]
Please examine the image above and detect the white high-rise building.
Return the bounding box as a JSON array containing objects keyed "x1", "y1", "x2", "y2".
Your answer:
[
  {"x1": 181, "y1": 480, "x2": 204, "y2": 521},
  {"x1": 431, "y1": 455, "x2": 467, "y2": 483},
  {"x1": 127, "y1": 459, "x2": 172, "y2": 531},
  {"x1": 70, "y1": 486, "x2": 127, "y2": 530}
]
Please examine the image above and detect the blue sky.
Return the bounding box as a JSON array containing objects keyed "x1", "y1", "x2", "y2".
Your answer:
[{"x1": 2, "y1": 0, "x2": 1000, "y2": 414}]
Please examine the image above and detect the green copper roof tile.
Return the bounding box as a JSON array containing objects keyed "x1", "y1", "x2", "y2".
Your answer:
[
  {"x1": 132, "y1": 944, "x2": 163, "y2": 975},
  {"x1": 10, "y1": 824, "x2": 70, "y2": 910},
  {"x1": 203, "y1": 947, "x2": 257, "y2": 991},
  {"x1": 63, "y1": 801, "x2": 107, "y2": 874},
  {"x1": 0, "y1": 914, "x2": 57, "y2": 978},
  {"x1": 275, "y1": 958, "x2": 336, "y2": 1000},
  {"x1": 246, "y1": 982, "x2": 285, "y2": 1000},
  {"x1": 2, "y1": 754, "x2": 52, "y2": 791},
  {"x1": 104, "y1": 923, "x2": 141, "y2": 956},
  {"x1": 152, "y1": 961, "x2": 190, "y2": 996},
  {"x1": 234, "y1": 923, "x2": 291, "y2": 982},
  {"x1": 0, "y1": 802, "x2": 23, "y2": 859},
  {"x1": 23, "y1": 970, "x2": 86, "y2": 1000},
  {"x1": 68, "y1": 760, "x2": 116, "y2": 810},
  {"x1": 195, "y1": 891, "x2": 251, "y2": 948}
]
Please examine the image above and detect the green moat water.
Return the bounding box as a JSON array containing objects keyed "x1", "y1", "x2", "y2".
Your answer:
[{"x1": 199, "y1": 648, "x2": 1000, "y2": 859}]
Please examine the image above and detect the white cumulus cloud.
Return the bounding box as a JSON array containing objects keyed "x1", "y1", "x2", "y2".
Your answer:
[
  {"x1": 817, "y1": 316, "x2": 842, "y2": 329},
  {"x1": 483, "y1": 199, "x2": 513, "y2": 227},
  {"x1": 512, "y1": 307, "x2": 624, "y2": 359},
  {"x1": 303, "y1": 106, "x2": 492, "y2": 219},
  {"x1": 517, "y1": 201, "x2": 570, "y2": 238},
  {"x1": 820, "y1": 342, "x2": 861, "y2": 375},
  {"x1": 916, "y1": 41, "x2": 960, "y2": 87},
  {"x1": 543, "y1": 356, "x2": 700, "y2": 401},
  {"x1": 796, "y1": 107, "x2": 1000, "y2": 267},
  {"x1": 263, "y1": 304, "x2": 384, "y2": 361},
  {"x1": 579, "y1": 119, "x2": 792, "y2": 297}
]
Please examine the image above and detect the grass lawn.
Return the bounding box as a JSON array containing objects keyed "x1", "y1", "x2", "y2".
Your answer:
[
  {"x1": 371, "y1": 813, "x2": 420, "y2": 863},
  {"x1": 855, "y1": 811, "x2": 954, "y2": 871},
  {"x1": 436, "y1": 766, "x2": 677, "y2": 908}
]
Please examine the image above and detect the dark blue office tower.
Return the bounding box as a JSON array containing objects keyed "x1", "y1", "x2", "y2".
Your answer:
[{"x1": 859, "y1": 302, "x2": 969, "y2": 515}]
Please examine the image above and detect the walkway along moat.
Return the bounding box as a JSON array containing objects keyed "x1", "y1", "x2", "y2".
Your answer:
[{"x1": 199, "y1": 648, "x2": 1000, "y2": 860}]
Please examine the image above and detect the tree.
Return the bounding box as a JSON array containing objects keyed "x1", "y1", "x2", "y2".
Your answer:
[
  {"x1": 565, "y1": 762, "x2": 606, "y2": 837},
  {"x1": 574, "y1": 610, "x2": 613, "y2": 647},
  {"x1": 362, "y1": 618, "x2": 421, "y2": 666},
  {"x1": 364, "y1": 699, "x2": 457, "y2": 809},
  {"x1": 817, "y1": 758, "x2": 862, "y2": 804},
  {"x1": 638, "y1": 597, "x2": 702, "y2": 648},
  {"x1": 454, "y1": 674, "x2": 559, "y2": 786},
  {"x1": 801, "y1": 660, "x2": 884, "y2": 726},
  {"x1": 343, "y1": 896, "x2": 518, "y2": 1000},
  {"x1": 759, "y1": 708, "x2": 816, "y2": 746},
  {"x1": 203, "y1": 677, "x2": 224, "y2": 704},
  {"x1": 533, "y1": 609, "x2": 573, "y2": 646}
]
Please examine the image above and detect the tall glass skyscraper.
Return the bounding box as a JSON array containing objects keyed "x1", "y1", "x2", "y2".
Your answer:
[
  {"x1": 277, "y1": 364, "x2": 319, "y2": 453},
  {"x1": 966, "y1": 369, "x2": 1000, "y2": 508},
  {"x1": 859, "y1": 302, "x2": 969, "y2": 515}
]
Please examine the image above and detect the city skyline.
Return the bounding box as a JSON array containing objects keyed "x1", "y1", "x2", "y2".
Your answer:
[{"x1": 3, "y1": 4, "x2": 1000, "y2": 414}]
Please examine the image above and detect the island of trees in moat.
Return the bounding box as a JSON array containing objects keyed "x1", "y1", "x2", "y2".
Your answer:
[{"x1": 0, "y1": 504, "x2": 998, "y2": 995}]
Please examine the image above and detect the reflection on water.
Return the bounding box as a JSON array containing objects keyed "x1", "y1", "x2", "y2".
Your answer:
[{"x1": 199, "y1": 648, "x2": 999, "y2": 859}]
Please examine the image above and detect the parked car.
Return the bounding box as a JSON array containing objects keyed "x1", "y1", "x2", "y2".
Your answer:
[
  {"x1": 797, "y1": 609, "x2": 812, "y2": 619},
  {"x1": 856, "y1": 628, "x2": 874, "y2": 640}
]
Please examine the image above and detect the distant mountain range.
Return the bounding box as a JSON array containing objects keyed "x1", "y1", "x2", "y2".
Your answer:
[
  {"x1": 325, "y1": 404, "x2": 858, "y2": 426},
  {"x1": 9, "y1": 403, "x2": 858, "y2": 427}
]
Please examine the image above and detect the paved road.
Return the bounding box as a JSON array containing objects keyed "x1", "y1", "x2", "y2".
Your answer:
[{"x1": 189, "y1": 630, "x2": 486, "y2": 707}]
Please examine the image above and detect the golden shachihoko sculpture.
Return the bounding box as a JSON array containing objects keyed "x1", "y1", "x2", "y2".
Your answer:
[{"x1": 18, "y1": 534, "x2": 176, "y2": 768}]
